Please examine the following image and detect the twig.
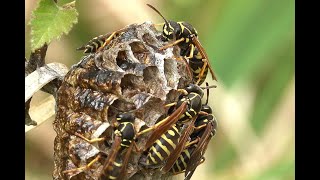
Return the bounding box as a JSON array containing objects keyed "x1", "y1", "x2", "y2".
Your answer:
[{"x1": 25, "y1": 44, "x2": 68, "y2": 128}]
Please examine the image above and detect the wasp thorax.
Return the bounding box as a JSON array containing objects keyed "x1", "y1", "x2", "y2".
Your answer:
[
  {"x1": 185, "y1": 84, "x2": 204, "y2": 97},
  {"x1": 201, "y1": 104, "x2": 213, "y2": 114}
]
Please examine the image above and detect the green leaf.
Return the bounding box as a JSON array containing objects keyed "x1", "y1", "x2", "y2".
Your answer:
[{"x1": 30, "y1": 0, "x2": 78, "y2": 51}]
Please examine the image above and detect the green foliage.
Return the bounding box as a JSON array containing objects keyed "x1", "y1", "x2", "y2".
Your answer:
[
  {"x1": 205, "y1": 0, "x2": 294, "y2": 88},
  {"x1": 249, "y1": 158, "x2": 294, "y2": 180},
  {"x1": 212, "y1": 142, "x2": 238, "y2": 172},
  {"x1": 249, "y1": 41, "x2": 294, "y2": 134},
  {"x1": 30, "y1": 0, "x2": 78, "y2": 51}
]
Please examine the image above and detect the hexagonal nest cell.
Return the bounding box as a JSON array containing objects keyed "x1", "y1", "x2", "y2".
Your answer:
[{"x1": 53, "y1": 22, "x2": 193, "y2": 180}]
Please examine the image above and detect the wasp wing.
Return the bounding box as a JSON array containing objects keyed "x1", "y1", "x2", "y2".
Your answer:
[
  {"x1": 117, "y1": 142, "x2": 134, "y2": 179},
  {"x1": 99, "y1": 135, "x2": 122, "y2": 178},
  {"x1": 144, "y1": 101, "x2": 187, "y2": 149},
  {"x1": 161, "y1": 115, "x2": 197, "y2": 173},
  {"x1": 191, "y1": 36, "x2": 218, "y2": 81},
  {"x1": 184, "y1": 121, "x2": 214, "y2": 180}
]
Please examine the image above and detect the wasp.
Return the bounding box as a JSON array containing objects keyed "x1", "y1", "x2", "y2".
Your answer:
[
  {"x1": 166, "y1": 104, "x2": 217, "y2": 178},
  {"x1": 77, "y1": 28, "x2": 126, "y2": 53},
  {"x1": 147, "y1": 4, "x2": 218, "y2": 85},
  {"x1": 165, "y1": 83, "x2": 218, "y2": 179},
  {"x1": 63, "y1": 112, "x2": 138, "y2": 180},
  {"x1": 138, "y1": 84, "x2": 216, "y2": 169}
]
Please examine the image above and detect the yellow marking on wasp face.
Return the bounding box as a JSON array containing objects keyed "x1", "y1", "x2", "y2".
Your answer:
[
  {"x1": 161, "y1": 134, "x2": 177, "y2": 149},
  {"x1": 164, "y1": 24, "x2": 174, "y2": 36},
  {"x1": 114, "y1": 161, "x2": 122, "y2": 167},
  {"x1": 164, "y1": 26, "x2": 169, "y2": 35},
  {"x1": 151, "y1": 146, "x2": 164, "y2": 161},
  {"x1": 169, "y1": 23, "x2": 174, "y2": 31}
]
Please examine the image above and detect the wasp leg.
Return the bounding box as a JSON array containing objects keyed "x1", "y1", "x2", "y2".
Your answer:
[
  {"x1": 198, "y1": 111, "x2": 209, "y2": 116},
  {"x1": 196, "y1": 60, "x2": 208, "y2": 85},
  {"x1": 97, "y1": 31, "x2": 117, "y2": 52},
  {"x1": 165, "y1": 102, "x2": 177, "y2": 107},
  {"x1": 181, "y1": 56, "x2": 193, "y2": 81},
  {"x1": 184, "y1": 137, "x2": 200, "y2": 148},
  {"x1": 63, "y1": 154, "x2": 101, "y2": 174},
  {"x1": 75, "y1": 132, "x2": 105, "y2": 144},
  {"x1": 193, "y1": 124, "x2": 207, "y2": 130},
  {"x1": 137, "y1": 100, "x2": 187, "y2": 137},
  {"x1": 136, "y1": 116, "x2": 170, "y2": 136},
  {"x1": 185, "y1": 44, "x2": 195, "y2": 59},
  {"x1": 133, "y1": 141, "x2": 144, "y2": 153},
  {"x1": 159, "y1": 38, "x2": 185, "y2": 50}
]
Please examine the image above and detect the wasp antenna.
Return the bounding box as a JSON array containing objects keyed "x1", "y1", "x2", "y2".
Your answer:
[
  {"x1": 146, "y1": 4, "x2": 170, "y2": 28},
  {"x1": 205, "y1": 82, "x2": 209, "y2": 105},
  {"x1": 201, "y1": 85, "x2": 217, "y2": 90}
]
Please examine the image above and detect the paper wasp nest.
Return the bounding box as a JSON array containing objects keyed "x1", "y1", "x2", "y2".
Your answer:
[{"x1": 53, "y1": 22, "x2": 192, "y2": 180}]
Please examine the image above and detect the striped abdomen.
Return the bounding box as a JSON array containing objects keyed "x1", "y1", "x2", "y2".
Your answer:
[
  {"x1": 146, "y1": 124, "x2": 181, "y2": 166},
  {"x1": 77, "y1": 35, "x2": 109, "y2": 53},
  {"x1": 100, "y1": 156, "x2": 123, "y2": 180},
  {"x1": 77, "y1": 31, "x2": 123, "y2": 53},
  {"x1": 188, "y1": 48, "x2": 208, "y2": 86},
  {"x1": 169, "y1": 146, "x2": 195, "y2": 174}
]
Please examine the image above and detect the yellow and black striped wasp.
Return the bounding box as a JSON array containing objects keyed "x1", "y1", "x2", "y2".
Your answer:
[
  {"x1": 76, "y1": 28, "x2": 127, "y2": 53},
  {"x1": 137, "y1": 84, "x2": 216, "y2": 170},
  {"x1": 147, "y1": 4, "x2": 218, "y2": 85},
  {"x1": 164, "y1": 103, "x2": 217, "y2": 179},
  {"x1": 63, "y1": 112, "x2": 139, "y2": 180},
  {"x1": 161, "y1": 83, "x2": 217, "y2": 177}
]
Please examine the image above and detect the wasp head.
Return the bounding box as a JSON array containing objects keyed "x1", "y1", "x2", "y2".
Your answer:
[{"x1": 116, "y1": 112, "x2": 135, "y2": 123}]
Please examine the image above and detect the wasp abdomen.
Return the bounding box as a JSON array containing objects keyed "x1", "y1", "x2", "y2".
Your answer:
[
  {"x1": 146, "y1": 124, "x2": 181, "y2": 166},
  {"x1": 169, "y1": 146, "x2": 195, "y2": 174}
]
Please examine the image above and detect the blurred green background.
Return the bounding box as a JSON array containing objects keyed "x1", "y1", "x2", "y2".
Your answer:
[{"x1": 25, "y1": 0, "x2": 295, "y2": 179}]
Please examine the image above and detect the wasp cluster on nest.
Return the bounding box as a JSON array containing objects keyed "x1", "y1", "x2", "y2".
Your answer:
[{"x1": 53, "y1": 21, "x2": 198, "y2": 180}]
